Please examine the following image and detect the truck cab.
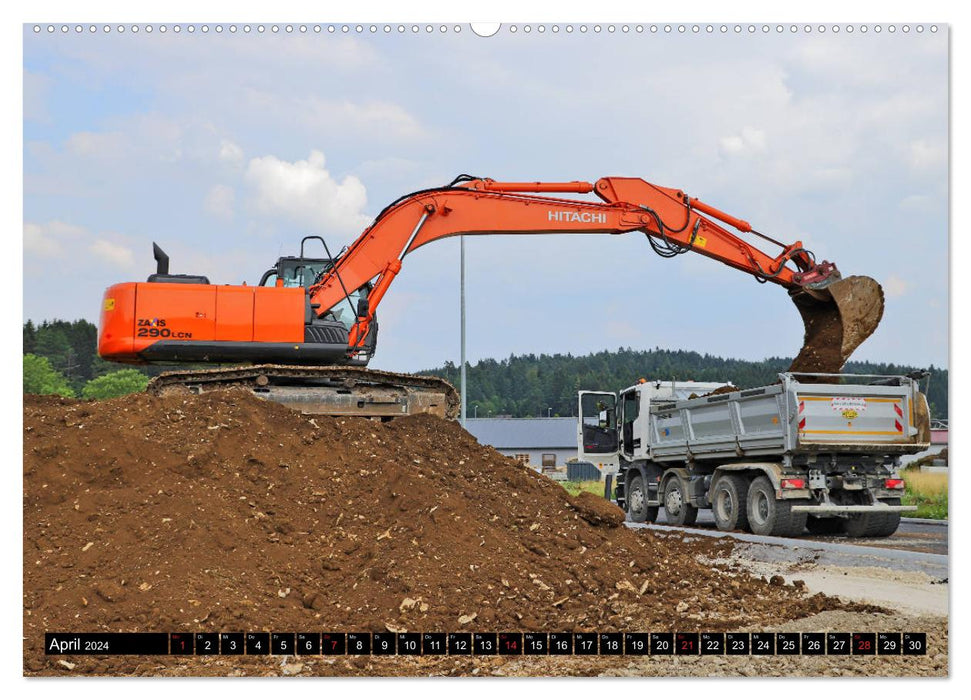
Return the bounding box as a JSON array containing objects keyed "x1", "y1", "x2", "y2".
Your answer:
[{"x1": 579, "y1": 379, "x2": 730, "y2": 464}]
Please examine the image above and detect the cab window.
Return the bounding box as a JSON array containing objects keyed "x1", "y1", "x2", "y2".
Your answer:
[
  {"x1": 278, "y1": 262, "x2": 326, "y2": 289},
  {"x1": 622, "y1": 390, "x2": 639, "y2": 423}
]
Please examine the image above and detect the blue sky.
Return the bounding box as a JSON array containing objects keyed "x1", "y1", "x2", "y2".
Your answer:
[{"x1": 23, "y1": 24, "x2": 949, "y2": 372}]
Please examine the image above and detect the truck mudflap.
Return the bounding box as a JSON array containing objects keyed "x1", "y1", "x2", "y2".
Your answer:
[{"x1": 789, "y1": 504, "x2": 917, "y2": 513}]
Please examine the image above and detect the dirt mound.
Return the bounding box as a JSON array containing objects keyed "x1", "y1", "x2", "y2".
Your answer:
[{"x1": 24, "y1": 390, "x2": 869, "y2": 675}]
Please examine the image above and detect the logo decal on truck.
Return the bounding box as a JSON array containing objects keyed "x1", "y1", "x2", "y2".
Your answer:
[{"x1": 831, "y1": 396, "x2": 867, "y2": 414}]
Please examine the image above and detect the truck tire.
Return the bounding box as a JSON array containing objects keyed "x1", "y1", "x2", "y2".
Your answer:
[
  {"x1": 626, "y1": 475, "x2": 659, "y2": 523},
  {"x1": 746, "y1": 475, "x2": 807, "y2": 537},
  {"x1": 663, "y1": 477, "x2": 698, "y2": 527},
  {"x1": 711, "y1": 474, "x2": 750, "y2": 532},
  {"x1": 805, "y1": 516, "x2": 846, "y2": 535},
  {"x1": 844, "y1": 499, "x2": 902, "y2": 538}
]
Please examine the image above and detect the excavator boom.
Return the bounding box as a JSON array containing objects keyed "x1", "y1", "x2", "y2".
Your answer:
[{"x1": 309, "y1": 176, "x2": 882, "y2": 373}]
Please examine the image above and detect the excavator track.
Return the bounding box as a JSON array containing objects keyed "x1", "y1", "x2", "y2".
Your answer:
[{"x1": 147, "y1": 365, "x2": 460, "y2": 420}]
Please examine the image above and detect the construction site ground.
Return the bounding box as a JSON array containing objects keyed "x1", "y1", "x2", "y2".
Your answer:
[{"x1": 23, "y1": 390, "x2": 947, "y2": 677}]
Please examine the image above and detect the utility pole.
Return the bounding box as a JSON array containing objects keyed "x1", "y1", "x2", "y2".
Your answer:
[{"x1": 460, "y1": 235, "x2": 467, "y2": 427}]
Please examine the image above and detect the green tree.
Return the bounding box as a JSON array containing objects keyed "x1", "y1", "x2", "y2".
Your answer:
[
  {"x1": 23, "y1": 354, "x2": 75, "y2": 397},
  {"x1": 33, "y1": 326, "x2": 73, "y2": 375},
  {"x1": 81, "y1": 369, "x2": 150, "y2": 400},
  {"x1": 23, "y1": 320, "x2": 37, "y2": 354},
  {"x1": 421, "y1": 348, "x2": 949, "y2": 419}
]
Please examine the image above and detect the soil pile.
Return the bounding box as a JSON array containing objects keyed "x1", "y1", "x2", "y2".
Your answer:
[{"x1": 24, "y1": 390, "x2": 870, "y2": 675}]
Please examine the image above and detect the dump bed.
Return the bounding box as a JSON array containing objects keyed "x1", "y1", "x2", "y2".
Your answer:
[{"x1": 648, "y1": 373, "x2": 930, "y2": 462}]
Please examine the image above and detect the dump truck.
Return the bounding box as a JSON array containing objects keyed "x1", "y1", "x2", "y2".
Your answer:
[{"x1": 578, "y1": 373, "x2": 931, "y2": 537}]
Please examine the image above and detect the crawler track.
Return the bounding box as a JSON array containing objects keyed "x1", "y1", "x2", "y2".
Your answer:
[{"x1": 148, "y1": 364, "x2": 460, "y2": 420}]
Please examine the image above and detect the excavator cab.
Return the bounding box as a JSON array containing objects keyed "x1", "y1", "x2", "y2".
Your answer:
[
  {"x1": 258, "y1": 236, "x2": 337, "y2": 291},
  {"x1": 260, "y1": 259, "x2": 327, "y2": 289},
  {"x1": 258, "y1": 236, "x2": 373, "y2": 337}
]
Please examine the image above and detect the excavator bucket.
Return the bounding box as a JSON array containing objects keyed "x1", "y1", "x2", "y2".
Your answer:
[{"x1": 788, "y1": 275, "x2": 885, "y2": 375}]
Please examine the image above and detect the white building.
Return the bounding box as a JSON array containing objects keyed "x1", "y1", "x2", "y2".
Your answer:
[{"x1": 464, "y1": 417, "x2": 577, "y2": 469}]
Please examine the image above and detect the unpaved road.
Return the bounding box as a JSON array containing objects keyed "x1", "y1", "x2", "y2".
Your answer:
[{"x1": 631, "y1": 522, "x2": 947, "y2": 576}]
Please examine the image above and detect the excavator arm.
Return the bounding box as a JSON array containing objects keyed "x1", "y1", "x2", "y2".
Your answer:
[{"x1": 310, "y1": 176, "x2": 882, "y2": 372}]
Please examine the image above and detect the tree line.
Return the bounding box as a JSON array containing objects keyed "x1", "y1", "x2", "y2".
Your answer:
[
  {"x1": 23, "y1": 320, "x2": 948, "y2": 416},
  {"x1": 23, "y1": 319, "x2": 159, "y2": 399},
  {"x1": 421, "y1": 348, "x2": 948, "y2": 420}
]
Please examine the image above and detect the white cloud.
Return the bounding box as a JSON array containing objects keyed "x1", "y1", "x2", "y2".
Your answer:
[
  {"x1": 24, "y1": 70, "x2": 52, "y2": 124},
  {"x1": 899, "y1": 194, "x2": 932, "y2": 211},
  {"x1": 604, "y1": 319, "x2": 639, "y2": 341},
  {"x1": 884, "y1": 274, "x2": 910, "y2": 299},
  {"x1": 205, "y1": 184, "x2": 236, "y2": 220},
  {"x1": 241, "y1": 89, "x2": 429, "y2": 143},
  {"x1": 719, "y1": 127, "x2": 767, "y2": 156},
  {"x1": 63, "y1": 114, "x2": 194, "y2": 165},
  {"x1": 219, "y1": 139, "x2": 244, "y2": 167},
  {"x1": 66, "y1": 130, "x2": 128, "y2": 158},
  {"x1": 808, "y1": 167, "x2": 852, "y2": 187},
  {"x1": 24, "y1": 221, "x2": 135, "y2": 271},
  {"x1": 23, "y1": 220, "x2": 85, "y2": 258},
  {"x1": 89, "y1": 239, "x2": 136, "y2": 269},
  {"x1": 786, "y1": 35, "x2": 946, "y2": 90},
  {"x1": 244, "y1": 150, "x2": 370, "y2": 234},
  {"x1": 908, "y1": 139, "x2": 946, "y2": 171}
]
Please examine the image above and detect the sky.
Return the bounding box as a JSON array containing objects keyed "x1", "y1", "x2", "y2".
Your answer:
[{"x1": 22, "y1": 23, "x2": 949, "y2": 372}]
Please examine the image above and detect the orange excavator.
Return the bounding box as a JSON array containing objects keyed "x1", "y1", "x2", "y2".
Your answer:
[{"x1": 98, "y1": 175, "x2": 884, "y2": 418}]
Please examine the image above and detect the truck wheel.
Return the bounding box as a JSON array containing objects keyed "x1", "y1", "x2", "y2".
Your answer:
[
  {"x1": 805, "y1": 516, "x2": 846, "y2": 535},
  {"x1": 844, "y1": 499, "x2": 902, "y2": 538},
  {"x1": 626, "y1": 475, "x2": 659, "y2": 523},
  {"x1": 663, "y1": 477, "x2": 698, "y2": 526},
  {"x1": 711, "y1": 474, "x2": 750, "y2": 532},
  {"x1": 746, "y1": 475, "x2": 807, "y2": 537}
]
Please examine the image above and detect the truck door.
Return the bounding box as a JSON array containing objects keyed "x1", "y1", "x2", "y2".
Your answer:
[
  {"x1": 620, "y1": 388, "x2": 640, "y2": 457},
  {"x1": 578, "y1": 391, "x2": 619, "y2": 461}
]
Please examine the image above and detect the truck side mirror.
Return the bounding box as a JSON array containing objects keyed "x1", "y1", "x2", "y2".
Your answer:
[{"x1": 357, "y1": 296, "x2": 370, "y2": 318}]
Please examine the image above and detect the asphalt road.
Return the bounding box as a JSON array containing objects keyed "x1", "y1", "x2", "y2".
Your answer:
[{"x1": 632, "y1": 509, "x2": 947, "y2": 556}]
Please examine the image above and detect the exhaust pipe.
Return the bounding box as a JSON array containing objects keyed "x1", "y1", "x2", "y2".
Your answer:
[{"x1": 153, "y1": 242, "x2": 170, "y2": 276}]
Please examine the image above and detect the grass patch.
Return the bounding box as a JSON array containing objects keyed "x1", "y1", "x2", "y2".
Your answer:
[
  {"x1": 560, "y1": 480, "x2": 606, "y2": 498},
  {"x1": 901, "y1": 469, "x2": 948, "y2": 519}
]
